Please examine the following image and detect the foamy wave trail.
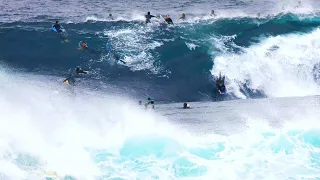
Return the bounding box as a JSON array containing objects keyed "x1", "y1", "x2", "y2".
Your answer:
[{"x1": 0, "y1": 67, "x2": 320, "y2": 179}]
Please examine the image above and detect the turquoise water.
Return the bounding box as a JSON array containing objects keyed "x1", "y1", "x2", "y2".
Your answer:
[{"x1": 0, "y1": 73, "x2": 319, "y2": 179}]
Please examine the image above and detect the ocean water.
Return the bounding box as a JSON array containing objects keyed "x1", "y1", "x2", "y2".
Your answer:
[{"x1": 1, "y1": 0, "x2": 320, "y2": 179}]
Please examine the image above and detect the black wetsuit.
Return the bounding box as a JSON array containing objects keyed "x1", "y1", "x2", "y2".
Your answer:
[
  {"x1": 216, "y1": 73, "x2": 226, "y2": 94},
  {"x1": 64, "y1": 67, "x2": 87, "y2": 85},
  {"x1": 218, "y1": 84, "x2": 226, "y2": 94},
  {"x1": 165, "y1": 18, "x2": 174, "y2": 25},
  {"x1": 145, "y1": 14, "x2": 155, "y2": 23},
  {"x1": 53, "y1": 23, "x2": 62, "y2": 33},
  {"x1": 75, "y1": 67, "x2": 87, "y2": 74},
  {"x1": 145, "y1": 100, "x2": 155, "y2": 109},
  {"x1": 183, "y1": 103, "x2": 190, "y2": 109}
]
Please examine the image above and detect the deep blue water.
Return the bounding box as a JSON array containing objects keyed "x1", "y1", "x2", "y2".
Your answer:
[{"x1": 1, "y1": 12, "x2": 320, "y2": 102}]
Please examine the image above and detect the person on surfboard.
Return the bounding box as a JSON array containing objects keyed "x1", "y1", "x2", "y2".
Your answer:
[
  {"x1": 53, "y1": 21, "x2": 63, "y2": 33},
  {"x1": 145, "y1": 12, "x2": 156, "y2": 23},
  {"x1": 164, "y1": 15, "x2": 174, "y2": 25},
  {"x1": 63, "y1": 66, "x2": 88, "y2": 86},
  {"x1": 180, "y1": 13, "x2": 186, "y2": 20}
]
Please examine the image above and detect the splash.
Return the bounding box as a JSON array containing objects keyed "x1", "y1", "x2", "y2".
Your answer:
[{"x1": 212, "y1": 28, "x2": 320, "y2": 98}]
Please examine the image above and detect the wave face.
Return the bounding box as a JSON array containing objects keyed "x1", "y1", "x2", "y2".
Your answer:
[{"x1": 2, "y1": 13, "x2": 320, "y2": 101}]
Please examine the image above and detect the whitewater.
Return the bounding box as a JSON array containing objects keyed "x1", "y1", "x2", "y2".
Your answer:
[
  {"x1": 1, "y1": 68, "x2": 320, "y2": 180},
  {"x1": 1, "y1": 0, "x2": 320, "y2": 179}
]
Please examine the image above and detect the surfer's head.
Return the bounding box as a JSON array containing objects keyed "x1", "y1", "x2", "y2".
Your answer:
[
  {"x1": 147, "y1": 12, "x2": 150, "y2": 15},
  {"x1": 55, "y1": 21, "x2": 59, "y2": 24},
  {"x1": 81, "y1": 42, "x2": 87, "y2": 47}
]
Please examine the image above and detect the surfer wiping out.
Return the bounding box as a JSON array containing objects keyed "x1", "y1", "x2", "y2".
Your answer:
[
  {"x1": 216, "y1": 72, "x2": 227, "y2": 95},
  {"x1": 63, "y1": 66, "x2": 88, "y2": 86},
  {"x1": 145, "y1": 12, "x2": 156, "y2": 23}
]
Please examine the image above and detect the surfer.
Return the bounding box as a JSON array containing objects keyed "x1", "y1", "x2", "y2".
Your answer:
[
  {"x1": 216, "y1": 73, "x2": 226, "y2": 95},
  {"x1": 77, "y1": 41, "x2": 102, "y2": 55},
  {"x1": 183, "y1": 102, "x2": 190, "y2": 109},
  {"x1": 210, "y1": 10, "x2": 216, "y2": 16},
  {"x1": 78, "y1": 41, "x2": 89, "y2": 51},
  {"x1": 164, "y1": 15, "x2": 174, "y2": 25},
  {"x1": 53, "y1": 21, "x2": 63, "y2": 33},
  {"x1": 145, "y1": 12, "x2": 156, "y2": 23},
  {"x1": 180, "y1": 13, "x2": 186, "y2": 20},
  {"x1": 145, "y1": 97, "x2": 155, "y2": 109},
  {"x1": 75, "y1": 66, "x2": 88, "y2": 74},
  {"x1": 108, "y1": 13, "x2": 113, "y2": 20},
  {"x1": 63, "y1": 66, "x2": 88, "y2": 86}
]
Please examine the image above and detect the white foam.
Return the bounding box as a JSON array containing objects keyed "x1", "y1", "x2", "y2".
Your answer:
[
  {"x1": 0, "y1": 69, "x2": 187, "y2": 179},
  {"x1": 104, "y1": 26, "x2": 163, "y2": 73},
  {"x1": 211, "y1": 28, "x2": 320, "y2": 98},
  {"x1": 1, "y1": 66, "x2": 320, "y2": 179}
]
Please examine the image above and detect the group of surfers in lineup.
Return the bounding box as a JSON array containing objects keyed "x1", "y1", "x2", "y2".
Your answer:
[
  {"x1": 105, "y1": 10, "x2": 216, "y2": 24},
  {"x1": 52, "y1": 9, "x2": 225, "y2": 109}
]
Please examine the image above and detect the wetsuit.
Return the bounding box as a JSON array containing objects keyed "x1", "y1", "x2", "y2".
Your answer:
[
  {"x1": 183, "y1": 102, "x2": 190, "y2": 109},
  {"x1": 145, "y1": 14, "x2": 155, "y2": 23},
  {"x1": 75, "y1": 67, "x2": 88, "y2": 74},
  {"x1": 216, "y1": 73, "x2": 226, "y2": 94},
  {"x1": 217, "y1": 84, "x2": 226, "y2": 94},
  {"x1": 63, "y1": 67, "x2": 87, "y2": 85},
  {"x1": 78, "y1": 41, "x2": 89, "y2": 51},
  {"x1": 53, "y1": 23, "x2": 62, "y2": 33},
  {"x1": 145, "y1": 98, "x2": 155, "y2": 109},
  {"x1": 165, "y1": 18, "x2": 174, "y2": 25},
  {"x1": 108, "y1": 14, "x2": 113, "y2": 20},
  {"x1": 180, "y1": 14, "x2": 186, "y2": 20}
]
